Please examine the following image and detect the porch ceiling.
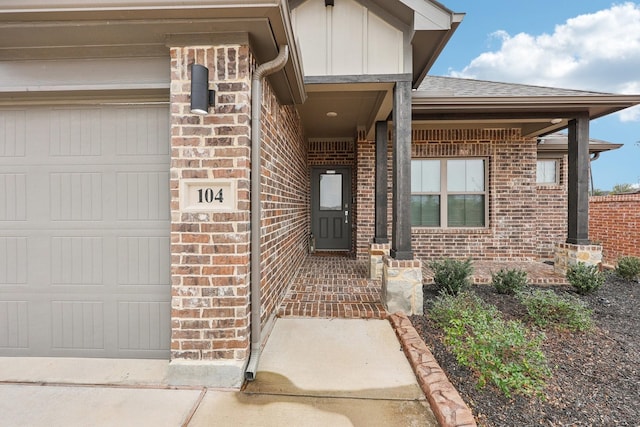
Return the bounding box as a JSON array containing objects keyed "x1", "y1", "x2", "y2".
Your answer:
[
  {"x1": 299, "y1": 89, "x2": 640, "y2": 140},
  {"x1": 298, "y1": 81, "x2": 394, "y2": 140}
]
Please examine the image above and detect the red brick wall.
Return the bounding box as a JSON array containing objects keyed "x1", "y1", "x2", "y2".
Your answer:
[
  {"x1": 308, "y1": 139, "x2": 355, "y2": 166},
  {"x1": 169, "y1": 45, "x2": 252, "y2": 362},
  {"x1": 355, "y1": 138, "x2": 375, "y2": 259},
  {"x1": 169, "y1": 44, "x2": 308, "y2": 364},
  {"x1": 589, "y1": 194, "x2": 640, "y2": 264},
  {"x1": 356, "y1": 129, "x2": 547, "y2": 261},
  {"x1": 259, "y1": 80, "x2": 308, "y2": 323},
  {"x1": 535, "y1": 155, "x2": 568, "y2": 260}
]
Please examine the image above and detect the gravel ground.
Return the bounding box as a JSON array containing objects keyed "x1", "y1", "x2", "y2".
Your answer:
[{"x1": 410, "y1": 274, "x2": 639, "y2": 426}]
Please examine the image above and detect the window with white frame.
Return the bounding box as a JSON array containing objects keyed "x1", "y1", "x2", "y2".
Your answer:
[
  {"x1": 411, "y1": 158, "x2": 487, "y2": 227},
  {"x1": 536, "y1": 160, "x2": 558, "y2": 184}
]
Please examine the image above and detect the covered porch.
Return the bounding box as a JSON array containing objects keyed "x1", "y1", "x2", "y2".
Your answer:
[{"x1": 277, "y1": 255, "x2": 568, "y2": 319}]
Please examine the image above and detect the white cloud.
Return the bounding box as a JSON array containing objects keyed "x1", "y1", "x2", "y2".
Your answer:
[{"x1": 450, "y1": 2, "x2": 640, "y2": 121}]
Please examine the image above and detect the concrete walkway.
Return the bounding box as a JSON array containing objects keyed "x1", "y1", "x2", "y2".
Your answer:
[{"x1": 0, "y1": 318, "x2": 437, "y2": 427}]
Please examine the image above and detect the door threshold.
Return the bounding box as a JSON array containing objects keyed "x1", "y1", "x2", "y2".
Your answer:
[{"x1": 311, "y1": 251, "x2": 352, "y2": 257}]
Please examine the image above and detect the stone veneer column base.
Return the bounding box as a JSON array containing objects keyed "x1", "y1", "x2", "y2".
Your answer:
[
  {"x1": 369, "y1": 242, "x2": 391, "y2": 280},
  {"x1": 382, "y1": 256, "x2": 423, "y2": 315},
  {"x1": 554, "y1": 242, "x2": 603, "y2": 275},
  {"x1": 167, "y1": 360, "x2": 247, "y2": 388}
]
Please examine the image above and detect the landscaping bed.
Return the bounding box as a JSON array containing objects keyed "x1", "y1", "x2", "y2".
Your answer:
[{"x1": 410, "y1": 274, "x2": 639, "y2": 426}]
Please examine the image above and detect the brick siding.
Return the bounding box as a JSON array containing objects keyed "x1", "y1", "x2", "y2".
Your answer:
[
  {"x1": 170, "y1": 45, "x2": 252, "y2": 362},
  {"x1": 356, "y1": 128, "x2": 556, "y2": 262},
  {"x1": 535, "y1": 155, "x2": 568, "y2": 259},
  {"x1": 259, "y1": 80, "x2": 308, "y2": 324},
  {"x1": 355, "y1": 137, "x2": 375, "y2": 259},
  {"x1": 169, "y1": 43, "x2": 307, "y2": 364},
  {"x1": 589, "y1": 194, "x2": 640, "y2": 264}
]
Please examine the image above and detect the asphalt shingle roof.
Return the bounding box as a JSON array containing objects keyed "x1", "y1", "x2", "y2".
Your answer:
[{"x1": 417, "y1": 75, "x2": 613, "y2": 97}]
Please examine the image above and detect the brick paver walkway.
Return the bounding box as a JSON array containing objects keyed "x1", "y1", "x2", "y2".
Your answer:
[
  {"x1": 278, "y1": 255, "x2": 568, "y2": 319},
  {"x1": 278, "y1": 254, "x2": 387, "y2": 319}
]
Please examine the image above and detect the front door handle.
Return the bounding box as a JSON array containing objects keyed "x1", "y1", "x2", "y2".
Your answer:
[{"x1": 344, "y1": 210, "x2": 349, "y2": 224}]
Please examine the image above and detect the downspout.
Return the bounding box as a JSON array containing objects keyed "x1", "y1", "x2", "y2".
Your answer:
[
  {"x1": 589, "y1": 152, "x2": 600, "y2": 195},
  {"x1": 245, "y1": 45, "x2": 289, "y2": 382}
]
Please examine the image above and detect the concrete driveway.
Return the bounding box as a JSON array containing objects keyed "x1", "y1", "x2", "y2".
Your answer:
[{"x1": 0, "y1": 318, "x2": 436, "y2": 427}]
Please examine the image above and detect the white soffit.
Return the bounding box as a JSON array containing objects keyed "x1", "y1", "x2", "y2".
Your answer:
[{"x1": 400, "y1": 0, "x2": 457, "y2": 30}]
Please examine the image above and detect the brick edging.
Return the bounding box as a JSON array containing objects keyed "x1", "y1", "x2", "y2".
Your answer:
[{"x1": 388, "y1": 313, "x2": 477, "y2": 427}]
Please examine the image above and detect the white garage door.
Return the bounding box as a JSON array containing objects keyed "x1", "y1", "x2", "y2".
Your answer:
[{"x1": 0, "y1": 104, "x2": 171, "y2": 359}]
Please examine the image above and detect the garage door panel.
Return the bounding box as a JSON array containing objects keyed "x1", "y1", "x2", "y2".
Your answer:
[
  {"x1": 114, "y1": 107, "x2": 170, "y2": 156},
  {"x1": 50, "y1": 109, "x2": 102, "y2": 157},
  {"x1": 0, "y1": 173, "x2": 27, "y2": 221},
  {"x1": 0, "y1": 110, "x2": 26, "y2": 157},
  {"x1": 117, "y1": 171, "x2": 169, "y2": 221},
  {"x1": 51, "y1": 237, "x2": 104, "y2": 286},
  {"x1": 0, "y1": 237, "x2": 28, "y2": 285},
  {"x1": 118, "y1": 236, "x2": 170, "y2": 286},
  {"x1": 50, "y1": 172, "x2": 103, "y2": 221},
  {"x1": 118, "y1": 300, "x2": 170, "y2": 351},
  {"x1": 51, "y1": 300, "x2": 105, "y2": 350},
  {"x1": 0, "y1": 104, "x2": 170, "y2": 359},
  {"x1": 0, "y1": 301, "x2": 29, "y2": 349}
]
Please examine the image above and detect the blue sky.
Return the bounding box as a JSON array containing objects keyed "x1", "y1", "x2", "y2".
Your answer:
[{"x1": 429, "y1": 1, "x2": 640, "y2": 190}]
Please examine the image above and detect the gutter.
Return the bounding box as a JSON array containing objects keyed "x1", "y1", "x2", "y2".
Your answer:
[{"x1": 245, "y1": 44, "x2": 289, "y2": 382}]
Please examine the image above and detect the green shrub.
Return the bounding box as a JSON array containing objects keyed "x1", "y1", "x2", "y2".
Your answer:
[
  {"x1": 566, "y1": 262, "x2": 605, "y2": 295},
  {"x1": 517, "y1": 289, "x2": 593, "y2": 331},
  {"x1": 429, "y1": 258, "x2": 473, "y2": 295},
  {"x1": 492, "y1": 268, "x2": 527, "y2": 295},
  {"x1": 430, "y1": 292, "x2": 550, "y2": 398},
  {"x1": 615, "y1": 256, "x2": 640, "y2": 281}
]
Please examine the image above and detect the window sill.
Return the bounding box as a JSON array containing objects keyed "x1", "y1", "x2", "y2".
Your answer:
[
  {"x1": 536, "y1": 183, "x2": 563, "y2": 190},
  {"x1": 412, "y1": 227, "x2": 491, "y2": 235}
]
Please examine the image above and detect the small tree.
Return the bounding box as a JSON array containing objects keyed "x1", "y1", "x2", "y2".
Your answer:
[{"x1": 610, "y1": 183, "x2": 635, "y2": 194}]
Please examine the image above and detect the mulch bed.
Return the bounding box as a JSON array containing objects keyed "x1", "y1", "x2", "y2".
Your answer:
[{"x1": 410, "y1": 275, "x2": 639, "y2": 426}]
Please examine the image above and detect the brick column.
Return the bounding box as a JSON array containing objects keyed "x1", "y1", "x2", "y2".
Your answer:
[{"x1": 167, "y1": 44, "x2": 252, "y2": 387}]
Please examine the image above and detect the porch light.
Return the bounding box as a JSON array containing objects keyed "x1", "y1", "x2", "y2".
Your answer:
[
  {"x1": 190, "y1": 64, "x2": 215, "y2": 115},
  {"x1": 550, "y1": 118, "x2": 563, "y2": 124},
  {"x1": 325, "y1": 0, "x2": 334, "y2": 6},
  {"x1": 326, "y1": 111, "x2": 338, "y2": 117}
]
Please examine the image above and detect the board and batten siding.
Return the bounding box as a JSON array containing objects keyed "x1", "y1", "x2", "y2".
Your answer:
[{"x1": 291, "y1": 0, "x2": 405, "y2": 76}]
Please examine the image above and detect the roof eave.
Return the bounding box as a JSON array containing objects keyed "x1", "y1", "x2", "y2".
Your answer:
[
  {"x1": 0, "y1": 0, "x2": 307, "y2": 105},
  {"x1": 411, "y1": 94, "x2": 640, "y2": 117},
  {"x1": 537, "y1": 143, "x2": 624, "y2": 154},
  {"x1": 412, "y1": 16, "x2": 463, "y2": 88}
]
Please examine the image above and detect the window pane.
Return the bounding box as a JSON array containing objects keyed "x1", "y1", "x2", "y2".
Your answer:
[
  {"x1": 411, "y1": 195, "x2": 440, "y2": 227},
  {"x1": 536, "y1": 160, "x2": 557, "y2": 184},
  {"x1": 447, "y1": 195, "x2": 485, "y2": 227},
  {"x1": 320, "y1": 174, "x2": 342, "y2": 210},
  {"x1": 411, "y1": 160, "x2": 440, "y2": 193},
  {"x1": 447, "y1": 159, "x2": 484, "y2": 192}
]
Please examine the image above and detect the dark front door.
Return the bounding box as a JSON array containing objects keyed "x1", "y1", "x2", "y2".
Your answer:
[{"x1": 311, "y1": 167, "x2": 352, "y2": 250}]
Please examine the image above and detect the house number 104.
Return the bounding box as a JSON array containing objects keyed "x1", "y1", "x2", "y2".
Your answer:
[{"x1": 197, "y1": 188, "x2": 224, "y2": 203}]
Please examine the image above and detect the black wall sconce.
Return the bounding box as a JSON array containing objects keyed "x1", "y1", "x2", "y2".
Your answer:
[
  {"x1": 190, "y1": 63, "x2": 215, "y2": 115},
  {"x1": 325, "y1": 0, "x2": 334, "y2": 6}
]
